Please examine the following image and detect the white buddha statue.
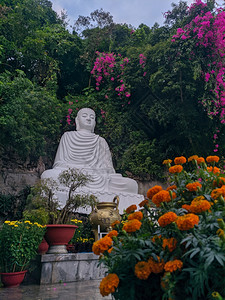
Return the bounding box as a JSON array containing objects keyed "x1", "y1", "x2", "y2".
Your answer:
[{"x1": 41, "y1": 108, "x2": 138, "y2": 195}]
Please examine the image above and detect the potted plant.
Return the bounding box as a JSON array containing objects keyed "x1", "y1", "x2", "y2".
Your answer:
[
  {"x1": 0, "y1": 220, "x2": 45, "y2": 287},
  {"x1": 92, "y1": 155, "x2": 225, "y2": 299},
  {"x1": 24, "y1": 168, "x2": 97, "y2": 254}
]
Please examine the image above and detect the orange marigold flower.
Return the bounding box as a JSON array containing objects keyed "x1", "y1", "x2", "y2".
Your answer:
[
  {"x1": 164, "y1": 260, "x2": 183, "y2": 272},
  {"x1": 151, "y1": 235, "x2": 162, "y2": 243},
  {"x1": 197, "y1": 157, "x2": 205, "y2": 164},
  {"x1": 152, "y1": 190, "x2": 171, "y2": 207},
  {"x1": 99, "y1": 273, "x2": 119, "y2": 296},
  {"x1": 211, "y1": 186, "x2": 225, "y2": 199},
  {"x1": 158, "y1": 212, "x2": 177, "y2": 227},
  {"x1": 111, "y1": 220, "x2": 120, "y2": 228},
  {"x1": 175, "y1": 213, "x2": 199, "y2": 231},
  {"x1": 162, "y1": 237, "x2": 177, "y2": 252},
  {"x1": 108, "y1": 247, "x2": 113, "y2": 253},
  {"x1": 188, "y1": 155, "x2": 199, "y2": 162},
  {"x1": 186, "y1": 181, "x2": 202, "y2": 192},
  {"x1": 163, "y1": 159, "x2": 172, "y2": 165},
  {"x1": 106, "y1": 230, "x2": 118, "y2": 238},
  {"x1": 148, "y1": 256, "x2": 164, "y2": 274},
  {"x1": 174, "y1": 156, "x2": 187, "y2": 165},
  {"x1": 206, "y1": 155, "x2": 220, "y2": 163},
  {"x1": 166, "y1": 185, "x2": 177, "y2": 191},
  {"x1": 213, "y1": 177, "x2": 225, "y2": 188},
  {"x1": 182, "y1": 204, "x2": 191, "y2": 212},
  {"x1": 207, "y1": 166, "x2": 220, "y2": 174},
  {"x1": 122, "y1": 219, "x2": 142, "y2": 233},
  {"x1": 147, "y1": 185, "x2": 162, "y2": 199},
  {"x1": 92, "y1": 236, "x2": 113, "y2": 255},
  {"x1": 139, "y1": 199, "x2": 149, "y2": 207},
  {"x1": 169, "y1": 165, "x2": 183, "y2": 174},
  {"x1": 189, "y1": 199, "x2": 211, "y2": 214},
  {"x1": 128, "y1": 211, "x2": 143, "y2": 221},
  {"x1": 125, "y1": 204, "x2": 137, "y2": 214},
  {"x1": 134, "y1": 261, "x2": 151, "y2": 280}
]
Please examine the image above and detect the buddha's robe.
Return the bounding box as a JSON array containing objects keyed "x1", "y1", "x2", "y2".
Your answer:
[{"x1": 41, "y1": 131, "x2": 138, "y2": 194}]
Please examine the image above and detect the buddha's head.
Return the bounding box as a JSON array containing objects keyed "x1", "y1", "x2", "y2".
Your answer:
[{"x1": 75, "y1": 108, "x2": 96, "y2": 133}]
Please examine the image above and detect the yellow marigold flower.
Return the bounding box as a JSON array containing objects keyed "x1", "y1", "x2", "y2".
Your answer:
[
  {"x1": 134, "y1": 261, "x2": 151, "y2": 280},
  {"x1": 162, "y1": 237, "x2": 177, "y2": 252},
  {"x1": 147, "y1": 185, "x2": 162, "y2": 199},
  {"x1": 166, "y1": 185, "x2": 177, "y2": 191},
  {"x1": 92, "y1": 236, "x2": 112, "y2": 255},
  {"x1": 186, "y1": 181, "x2": 202, "y2": 192},
  {"x1": 175, "y1": 213, "x2": 199, "y2": 231},
  {"x1": 99, "y1": 273, "x2": 119, "y2": 296},
  {"x1": 106, "y1": 230, "x2": 118, "y2": 238},
  {"x1": 111, "y1": 220, "x2": 120, "y2": 227},
  {"x1": 206, "y1": 155, "x2": 220, "y2": 163},
  {"x1": 163, "y1": 159, "x2": 172, "y2": 165},
  {"x1": 4, "y1": 221, "x2": 10, "y2": 224},
  {"x1": 174, "y1": 156, "x2": 186, "y2": 165},
  {"x1": 139, "y1": 199, "x2": 149, "y2": 207},
  {"x1": 158, "y1": 212, "x2": 177, "y2": 227},
  {"x1": 125, "y1": 204, "x2": 137, "y2": 214},
  {"x1": 169, "y1": 165, "x2": 183, "y2": 174},
  {"x1": 211, "y1": 186, "x2": 225, "y2": 199},
  {"x1": 128, "y1": 211, "x2": 143, "y2": 221},
  {"x1": 197, "y1": 157, "x2": 205, "y2": 164},
  {"x1": 122, "y1": 219, "x2": 142, "y2": 233},
  {"x1": 164, "y1": 260, "x2": 183, "y2": 272},
  {"x1": 207, "y1": 166, "x2": 220, "y2": 174},
  {"x1": 152, "y1": 190, "x2": 171, "y2": 207},
  {"x1": 148, "y1": 256, "x2": 164, "y2": 274}
]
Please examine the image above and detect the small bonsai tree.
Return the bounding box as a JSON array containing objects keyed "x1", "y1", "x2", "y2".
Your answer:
[{"x1": 23, "y1": 168, "x2": 97, "y2": 224}]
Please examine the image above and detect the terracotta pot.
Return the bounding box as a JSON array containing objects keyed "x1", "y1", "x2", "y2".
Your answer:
[
  {"x1": 0, "y1": 270, "x2": 27, "y2": 287},
  {"x1": 44, "y1": 224, "x2": 77, "y2": 254},
  {"x1": 37, "y1": 238, "x2": 49, "y2": 255}
]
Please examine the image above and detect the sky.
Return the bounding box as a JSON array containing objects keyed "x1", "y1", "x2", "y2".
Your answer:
[{"x1": 50, "y1": 0, "x2": 224, "y2": 30}]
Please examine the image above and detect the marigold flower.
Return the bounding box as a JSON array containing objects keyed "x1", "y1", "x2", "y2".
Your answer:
[
  {"x1": 158, "y1": 212, "x2": 177, "y2": 227},
  {"x1": 213, "y1": 177, "x2": 225, "y2": 188},
  {"x1": 128, "y1": 211, "x2": 143, "y2": 221},
  {"x1": 163, "y1": 159, "x2": 172, "y2": 165},
  {"x1": 162, "y1": 237, "x2": 177, "y2": 252},
  {"x1": 188, "y1": 155, "x2": 199, "y2": 162},
  {"x1": 152, "y1": 190, "x2": 171, "y2": 207},
  {"x1": 99, "y1": 273, "x2": 119, "y2": 296},
  {"x1": 197, "y1": 157, "x2": 205, "y2": 164},
  {"x1": 217, "y1": 228, "x2": 225, "y2": 239},
  {"x1": 211, "y1": 186, "x2": 225, "y2": 199},
  {"x1": 169, "y1": 165, "x2": 183, "y2": 174},
  {"x1": 125, "y1": 204, "x2": 137, "y2": 214},
  {"x1": 106, "y1": 230, "x2": 118, "y2": 238},
  {"x1": 189, "y1": 199, "x2": 211, "y2": 213},
  {"x1": 107, "y1": 247, "x2": 114, "y2": 253},
  {"x1": 122, "y1": 219, "x2": 142, "y2": 233},
  {"x1": 147, "y1": 185, "x2": 162, "y2": 199},
  {"x1": 148, "y1": 256, "x2": 164, "y2": 273},
  {"x1": 139, "y1": 199, "x2": 149, "y2": 207},
  {"x1": 151, "y1": 235, "x2": 162, "y2": 243},
  {"x1": 166, "y1": 185, "x2": 177, "y2": 191},
  {"x1": 175, "y1": 213, "x2": 199, "y2": 231},
  {"x1": 207, "y1": 166, "x2": 220, "y2": 174},
  {"x1": 174, "y1": 156, "x2": 186, "y2": 165},
  {"x1": 92, "y1": 236, "x2": 113, "y2": 255},
  {"x1": 164, "y1": 260, "x2": 183, "y2": 272},
  {"x1": 134, "y1": 261, "x2": 151, "y2": 280},
  {"x1": 186, "y1": 181, "x2": 202, "y2": 191},
  {"x1": 111, "y1": 220, "x2": 120, "y2": 227},
  {"x1": 182, "y1": 204, "x2": 191, "y2": 211},
  {"x1": 206, "y1": 155, "x2": 219, "y2": 163}
]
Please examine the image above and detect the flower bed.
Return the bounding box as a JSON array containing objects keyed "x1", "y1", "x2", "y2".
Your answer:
[{"x1": 93, "y1": 155, "x2": 225, "y2": 300}]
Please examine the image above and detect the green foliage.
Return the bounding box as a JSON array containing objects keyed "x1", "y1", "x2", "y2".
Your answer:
[{"x1": 0, "y1": 220, "x2": 46, "y2": 272}]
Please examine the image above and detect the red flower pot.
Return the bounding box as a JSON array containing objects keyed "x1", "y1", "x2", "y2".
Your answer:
[
  {"x1": 44, "y1": 224, "x2": 77, "y2": 254},
  {"x1": 1, "y1": 270, "x2": 27, "y2": 287},
  {"x1": 37, "y1": 238, "x2": 49, "y2": 255}
]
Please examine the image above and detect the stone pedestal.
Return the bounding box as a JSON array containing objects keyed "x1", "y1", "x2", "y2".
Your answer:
[{"x1": 40, "y1": 253, "x2": 106, "y2": 284}]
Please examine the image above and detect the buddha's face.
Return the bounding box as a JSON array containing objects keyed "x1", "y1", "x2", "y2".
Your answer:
[{"x1": 76, "y1": 108, "x2": 96, "y2": 132}]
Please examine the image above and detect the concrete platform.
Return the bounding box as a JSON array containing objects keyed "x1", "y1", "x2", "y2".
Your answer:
[{"x1": 0, "y1": 280, "x2": 112, "y2": 300}]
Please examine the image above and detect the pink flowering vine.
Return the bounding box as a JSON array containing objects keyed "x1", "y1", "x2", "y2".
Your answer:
[{"x1": 172, "y1": 0, "x2": 225, "y2": 123}]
